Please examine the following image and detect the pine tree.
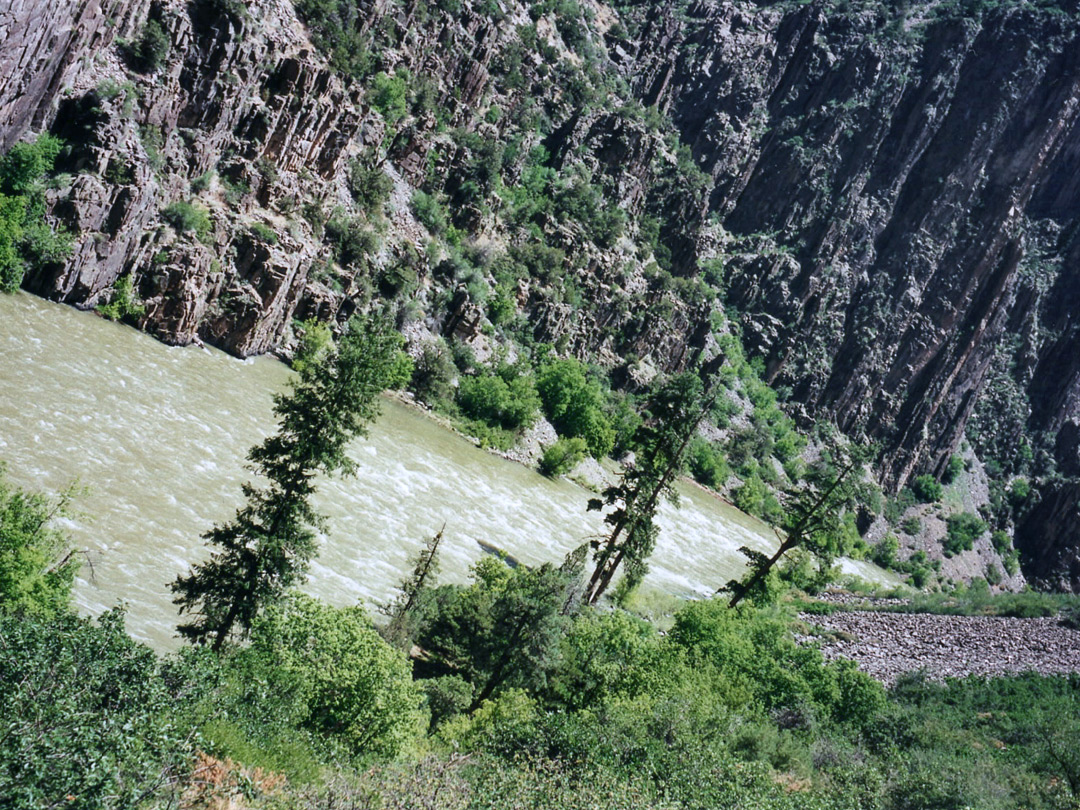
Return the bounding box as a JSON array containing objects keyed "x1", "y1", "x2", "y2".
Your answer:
[
  {"x1": 171, "y1": 314, "x2": 404, "y2": 650},
  {"x1": 381, "y1": 524, "x2": 445, "y2": 650},
  {"x1": 582, "y1": 371, "x2": 718, "y2": 605},
  {"x1": 724, "y1": 443, "x2": 872, "y2": 608}
]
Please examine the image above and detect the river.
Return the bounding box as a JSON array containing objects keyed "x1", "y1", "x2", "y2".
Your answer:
[{"x1": 0, "y1": 292, "x2": 894, "y2": 649}]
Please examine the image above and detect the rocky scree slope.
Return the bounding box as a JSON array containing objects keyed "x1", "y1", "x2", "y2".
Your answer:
[{"x1": 3, "y1": 0, "x2": 1080, "y2": 588}]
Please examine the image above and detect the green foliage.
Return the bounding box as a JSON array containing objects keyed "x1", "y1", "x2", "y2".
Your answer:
[
  {"x1": 172, "y1": 314, "x2": 406, "y2": 649},
  {"x1": 669, "y1": 599, "x2": 885, "y2": 727},
  {"x1": 0, "y1": 467, "x2": 79, "y2": 617},
  {"x1": 293, "y1": 0, "x2": 371, "y2": 78},
  {"x1": 248, "y1": 221, "x2": 278, "y2": 244},
  {"x1": 369, "y1": 71, "x2": 409, "y2": 123},
  {"x1": 325, "y1": 211, "x2": 377, "y2": 268},
  {"x1": 246, "y1": 594, "x2": 422, "y2": 759},
  {"x1": 0, "y1": 134, "x2": 70, "y2": 293},
  {"x1": 411, "y1": 190, "x2": 459, "y2": 243},
  {"x1": 901, "y1": 516, "x2": 922, "y2": 535},
  {"x1": 885, "y1": 487, "x2": 916, "y2": 524},
  {"x1": 687, "y1": 436, "x2": 730, "y2": 489},
  {"x1": 536, "y1": 357, "x2": 614, "y2": 458},
  {"x1": 128, "y1": 18, "x2": 171, "y2": 72},
  {"x1": 0, "y1": 609, "x2": 190, "y2": 809},
  {"x1": 417, "y1": 556, "x2": 572, "y2": 708},
  {"x1": 410, "y1": 340, "x2": 457, "y2": 407},
  {"x1": 292, "y1": 318, "x2": 334, "y2": 373},
  {"x1": 95, "y1": 275, "x2": 145, "y2": 322},
  {"x1": 0, "y1": 134, "x2": 63, "y2": 194},
  {"x1": 161, "y1": 200, "x2": 212, "y2": 241},
  {"x1": 943, "y1": 512, "x2": 986, "y2": 557},
  {"x1": 381, "y1": 527, "x2": 445, "y2": 652},
  {"x1": 942, "y1": 454, "x2": 965, "y2": 485},
  {"x1": 347, "y1": 158, "x2": 392, "y2": 216},
  {"x1": 911, "y1": 474, "x2": 942, "y2": 503},
  {"x1": 539, "y1": 436, "x2": 588, "y2": 477},
  {"x1": 585, "y1": 373, "x2": 714, "y2": 602},
  {"x1": 872, "y1": 533, "x2": 900, "y2": 570},
  {"x1": 728, "y1": 445, "x2": 874, "y2": 607},
  {"x1": 0, "y1": 193, "x2": 27, "y2": 293},
  {"x1": 457, "y1": 366, "x2": 541, "y2": 432}
]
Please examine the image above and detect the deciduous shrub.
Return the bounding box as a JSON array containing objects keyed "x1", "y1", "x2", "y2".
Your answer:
[
  {"x1": 911, "y1": 474, "x2": 942, "y2": 503},
  {"x1": 539, "y1": 437, "x2": 588, "y2": 477},
  {"x1": 943, "y1": 512, "x2": 987, "y2": 557},
  {"x1": 458, "y1": 368, "x2": 541, "y2": 432},
  {"x1": 246, "y1": 594, "x2": 422, "y2": 759},
  {"x1": 161, "y1": 200, "x2": 212, "y2": 242},
  {"x1": 536, "y1": 358, "x2": 614, "y2": 458}
]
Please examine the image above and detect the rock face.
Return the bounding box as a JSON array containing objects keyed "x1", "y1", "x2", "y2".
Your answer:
[
  {"x1": 626, "y1": 0, "x2": 1080, "y2": 583},
  {"x1": 3, "y1": 0, "x2": 1080, "y2": 585}
]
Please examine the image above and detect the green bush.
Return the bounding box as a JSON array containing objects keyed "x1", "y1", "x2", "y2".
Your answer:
[
  {"x1": 410, "y1": 341, "x2": 457, "y2": 407},
  {"x1": 129, "y1": 19, "x2": 170, "y2": 72},
  {"x1": 292, "y1": 318, "x2": 333, "y2": 373},
  {"x1": 325, "y1": 211, "x2": 376, "y2": 268},
  {"x1": 872, "y1": 534, "x2": 899, "y2": 569},
  {"x1": 536, "y1": 358, "x2": 614, "y2": 458},
  {"x1": 0, "y1": 193, "x2": 27, "y2": 293},
  {"x1": 411, "y1": 190, "x2": 455, "y2": 239},
  {"x1": 539, "y1": 437, "x2": 588, "y2": 477},
  {"x1": 0, "y1": 135, "x2": 63, "y2": 194},
  {"x1": 942, "y1": 454, "x2": 965, "y2": 485},
  {"x1": 0, "y1": 609, "x2": 191, "y2": 808},
  {"x1": 911, "y1": 474, "x2": 942, "y2": 503},
  {"x1": 457, "y1": 369, "x2": 541, "y2": 432},
  {"x1": 991, "y1": 529, "x2": 1011, "y2": 555},
  {"x1": 248, "y1": 221, "x2": 278, "y2": 244},
  {"x1": 885, "y1": 487, "x2": 916, "y2": 524},
  {"x1": 369, "y1": 71, "x2": 409, "y2": 123},
  {"x1": 246, "y1": 594, "x2": 422, "y2": 759},
  {"x1": 0, "y1": 134, "x2": 69, "y2": 293},
  {"x1": 687, "y1": 436, "x2": 730, "y2": 489},
  {"x1": 902, "y1": 516, "x2": 922, "y2": 536},
  {"x1": 943, "y1": 512, "x2": 986, "y2": 557},
  {"x1": 161, "y1": 200, "x2": 212, "y2": 241},
  {"x1": 0, "y1": 467, "x2": 79, "y2": 617},
  {"x1": 347, "y1": 159, "x2": 393, "y2": 216},
  {"x1": 293, "y1": 0, "x2": 371, "y2": 78},
  {"x1": 96, "y1": 275, "x2": 145, "y2": 322}
]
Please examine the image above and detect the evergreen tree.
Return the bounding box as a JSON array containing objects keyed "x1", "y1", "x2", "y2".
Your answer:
[
  {"x1": 171, "y1": 314, "x2": 404, "y2": 650},
  {"x1": 582, "y1": 372, "x2": 717, "y2": 605},
  {"x1": 380, "y1": 524, "x2": 445, "y2": 650},
  {"x1": 725, "y1": 443, "x2": 872, "y2": 608}
]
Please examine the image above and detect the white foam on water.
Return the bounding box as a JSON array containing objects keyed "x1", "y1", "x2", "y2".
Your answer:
[{"x1": 0, "y1": 292, "x2": 898, "y2": 650}]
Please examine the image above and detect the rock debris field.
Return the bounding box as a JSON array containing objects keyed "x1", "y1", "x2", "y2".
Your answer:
[{"x1": 801, "y1": 611, "x2": 1080, "y2": 685}]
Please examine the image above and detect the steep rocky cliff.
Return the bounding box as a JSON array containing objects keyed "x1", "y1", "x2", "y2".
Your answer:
[{"x1": 2, "y1": 0, "x2": 1080, "y2": 588}]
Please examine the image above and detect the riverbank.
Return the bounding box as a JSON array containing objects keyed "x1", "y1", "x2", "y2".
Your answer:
[{"x1": 802, "y1": 609, "x2": 1080, "y2": 684}]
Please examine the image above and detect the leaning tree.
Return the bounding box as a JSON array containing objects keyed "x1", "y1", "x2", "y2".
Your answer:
[{"x1": 171, "y1": 314, "x2": 405, "y2": 650}]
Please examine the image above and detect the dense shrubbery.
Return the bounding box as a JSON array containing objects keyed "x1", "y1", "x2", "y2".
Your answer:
[
  {"x1": 536, "y1": 357, "x2": 615, "y2": 458},
  {"x1": 0, "y1": 467, "x2": 79, "y2": 616},
  {"x1": 0, "y1": 134, "x2": 72, "y2": 293},
  {"x1": 5, "y1": 475, "x2": 1080, "y2": 810},
  {"x1": 539, "y1": 436, "x2": 588, "y2": 476},
  {"x1": 943, "y1": 511, "x2": 987, "y2": 557},
  {"x1": 911, "y1": 473, "x2": 942, "y2": 503},
  {"x1": 457, "y1": 365, "x2": 541, "y2": 432}
]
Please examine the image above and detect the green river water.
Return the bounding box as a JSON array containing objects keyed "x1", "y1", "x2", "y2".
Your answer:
[{"x1": 0, "y1": 292, "x2": 894, "y2": 649}]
